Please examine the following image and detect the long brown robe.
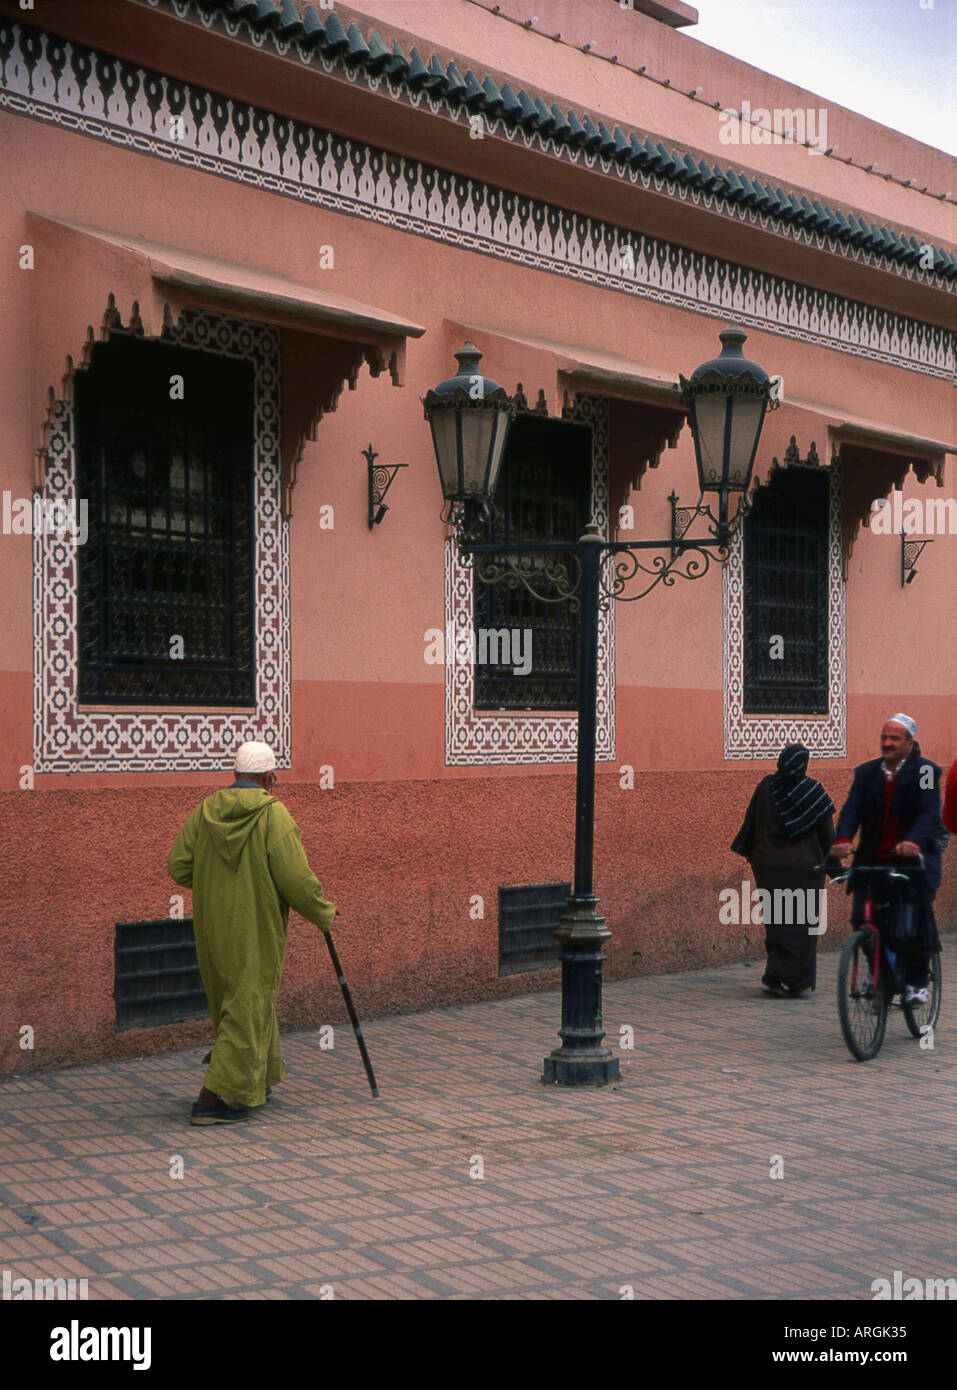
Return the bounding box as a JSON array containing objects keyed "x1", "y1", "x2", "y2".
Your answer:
[{"x1": 737, "y1": 777, "x2": 834, "y2": 991}]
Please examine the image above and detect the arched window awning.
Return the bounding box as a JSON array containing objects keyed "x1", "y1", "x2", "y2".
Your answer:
[{"x1": 27, "y1": 214, "x2": 425, "y2": 515}]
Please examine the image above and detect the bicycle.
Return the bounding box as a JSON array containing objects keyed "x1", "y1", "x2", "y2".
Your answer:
[{"x1": 818, "y1": 856, "x2": 942, "y2": 1062}]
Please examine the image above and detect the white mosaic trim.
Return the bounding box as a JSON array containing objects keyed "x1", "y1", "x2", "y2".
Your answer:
[
  {"x1": 723, "y1": 458, "x2": 846, "y2": 759},
  {"x1": 445, "y1": 394, "x2": 614, "y2": 765},
  {"x1": 33, "y1": 310, "x2": 290, "y2": 773},
  {"x1": 0, "y1": 18, "x2": 952, "y2": 381}
]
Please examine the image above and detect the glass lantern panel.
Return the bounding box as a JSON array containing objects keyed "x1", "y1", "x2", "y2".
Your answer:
[
  {"x1": 429, "y1": 412, "x2": 462, "y2": 499},
  {"x1": 467, "y1": 409, "x2": 497, "y2": 496},
  {"x1": 692, "y1": 395, "x2": 729, "y2": 490},
  {"x1": 484, "y1": 410, "x2": 511, "y2": 501},
  {"x1": 727, "y1": 395, "x2": 767, "y2": 488}
]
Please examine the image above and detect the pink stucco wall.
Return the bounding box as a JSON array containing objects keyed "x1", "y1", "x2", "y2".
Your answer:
[{"x1": 1, "y1": 0, "x2": 955, "y2": 1074}]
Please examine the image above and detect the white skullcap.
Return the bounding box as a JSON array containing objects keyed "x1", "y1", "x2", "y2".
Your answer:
[
  {"x1": 886, "y1": 713, "x2": 917, "y2": 738},
  {"x1": 234, "y1": 740, "x2": 276, "y2": 773}
]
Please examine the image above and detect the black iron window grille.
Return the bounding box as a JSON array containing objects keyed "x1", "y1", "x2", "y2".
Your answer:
[
  {"x1": 75, "y1": 335, "x2": 255, "y2": 706},
  {"x1": 498, "y1": 882, "x2": 570, "y2": 975},
  {"x1": 474, "y1": 415, "x2": 591, "y2": 710},
  {"x1": 114, "y1": 918, "x2": 207, "y2": 1030},
  {"x1": 743, "y1": 467, "x2": 829, "y2": 714}
]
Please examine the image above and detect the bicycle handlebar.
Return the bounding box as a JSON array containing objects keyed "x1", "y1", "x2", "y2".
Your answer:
[{"x1": 815, "y1": 852, "x2": 925, "y2": 884}]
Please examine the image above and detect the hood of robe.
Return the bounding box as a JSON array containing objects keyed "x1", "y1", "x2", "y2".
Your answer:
[{"x1": 200, "y1": 788, "x2": 277, "y2": 871}]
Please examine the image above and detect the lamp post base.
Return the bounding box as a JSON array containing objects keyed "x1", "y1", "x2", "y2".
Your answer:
[
  {"x1": 542, "y1": 1051, "x2": 620, "y2": 1086},
  {"x1": 541, "y1": 895, "x2": 621, "y2": 1087}
]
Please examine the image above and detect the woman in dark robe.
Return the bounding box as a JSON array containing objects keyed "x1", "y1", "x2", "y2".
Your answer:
[{"x1": 731, "y1": 743, "x2": 835, "y2": 995}]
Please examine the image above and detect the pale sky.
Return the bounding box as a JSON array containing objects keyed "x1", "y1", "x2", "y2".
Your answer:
[{"x1": 687, "y1": 0, "x2": 957, "y2": 156}]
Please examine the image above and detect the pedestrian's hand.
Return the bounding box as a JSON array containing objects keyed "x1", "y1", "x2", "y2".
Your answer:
[
  {"x1": 830, "y1": 840, "x2": 852, "y2": 860},
  {"x1": 895, "y1": 840, "x2": 920, "y2": 857}
]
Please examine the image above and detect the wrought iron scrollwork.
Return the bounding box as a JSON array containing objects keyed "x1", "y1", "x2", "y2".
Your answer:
[
  {"x1": 472, "y1": 549, "x2": 582, "y2": 612},
  {"x1": 901, "y1": 536, "x2": 933, "y2": 586},
  {"x1": 599, "y1": 542, "x2": 725, "y2": 607}
]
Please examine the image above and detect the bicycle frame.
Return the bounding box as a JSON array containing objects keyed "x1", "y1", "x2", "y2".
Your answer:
[{"x1": 820, "y1": 854, "x2": 925, "y2": 997}]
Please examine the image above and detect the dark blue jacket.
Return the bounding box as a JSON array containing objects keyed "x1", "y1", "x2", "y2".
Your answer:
[{"x1": 835, "y1": 743, "x2": 944, "y2": 895}]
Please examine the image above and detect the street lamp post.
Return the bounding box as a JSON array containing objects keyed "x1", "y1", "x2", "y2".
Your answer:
[{"x1": 424, "y1": 328, "x2": 777, "y2": 1085}]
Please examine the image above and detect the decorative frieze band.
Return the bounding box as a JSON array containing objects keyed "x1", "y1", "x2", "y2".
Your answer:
[{"x1": 0, "y1": 18, "x2": 952, "y2": 383}]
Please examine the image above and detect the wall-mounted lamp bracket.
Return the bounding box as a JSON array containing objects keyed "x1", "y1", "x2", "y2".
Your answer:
[
  {"x1": 365, "y1": 444, "x2": 408, "y2": 528},
  {"x1": 901, "y1": 536, "x2": 933, "y2": 586}
]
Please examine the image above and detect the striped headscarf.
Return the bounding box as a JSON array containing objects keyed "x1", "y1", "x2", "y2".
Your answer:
[{"x1": 769, "y1": 743, "x2": 835, "y2": 841}]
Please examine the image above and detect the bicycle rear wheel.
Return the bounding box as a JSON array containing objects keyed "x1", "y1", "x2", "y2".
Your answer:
[
  {"x1": 902, "y1": 950, "x2": 942, "y2": 1039},
  {"x1": 838, "y1": 931, "x2": 888, "y2": 1061}
]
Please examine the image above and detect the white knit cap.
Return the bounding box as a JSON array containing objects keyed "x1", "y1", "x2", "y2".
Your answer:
[
  {"x1": 234, "y1": 740, "x2": 276, "y2": 773},
  {"x1": 887, "y1": 713, "x2": 917, "y2": 738}
]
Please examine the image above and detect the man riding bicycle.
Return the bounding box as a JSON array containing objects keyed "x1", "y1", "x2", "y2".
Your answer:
[{"x1": 830, "y1": 714, "x2": 946, "y2": 1006}]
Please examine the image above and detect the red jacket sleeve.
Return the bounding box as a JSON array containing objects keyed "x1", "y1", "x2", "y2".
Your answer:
[{"x1": 944, "y1": 757, "x2": 957, "y2": 835}]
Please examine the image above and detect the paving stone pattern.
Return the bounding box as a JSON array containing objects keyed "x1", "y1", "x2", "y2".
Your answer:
[{"x1": 1, "y1": 942, "x2": 954, "y2": 1300}]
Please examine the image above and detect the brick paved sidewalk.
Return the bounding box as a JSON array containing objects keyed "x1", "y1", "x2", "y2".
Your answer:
[{"x1": 1, "y1": 940, "x2": 955, "y2": 1301}]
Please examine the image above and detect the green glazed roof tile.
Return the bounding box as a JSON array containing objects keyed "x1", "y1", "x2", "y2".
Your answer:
[
  {"x1": 517, "y1": 90, "x2": 539, "y2": 126},
  {"x1": 580, "y1": 116, "x2": 603, "y2": 150},
  {"x1": 481, "y1": 76, "x2": 504, "y2": 111},
  {"x1": 566, "y1": 110, "x2": 587, "y2": 143},
  {"x1": 651, "y1": 143, "x2": 678, "y2": 175},
  {"x1": 499, "y1": 84, "x2": 523, "y2": 118},
  {"x1": 444, "y1": 62, "x2": 467, "y2": 98},
  {"x1": 300, "y1": 4, "x2": 324, "y2": 40},
  {"x1": 407, "y1": 47, "x2": 430, "y2": 86},
  {"x1": 320, "y1": 10, "x2": 348, "y2": 51},
  {"x1": 365, "y1": 31, "x2": 392, "y2": 70},
  {"x1": 534, "y1": 97, "x2": 554, "y2": 132},
  {"x1": 345, "y1": 24, "x2": 371, "y2": 62},
  {"x1": 463, "y1": 70, "x2": 485, "y2": 107},
  {"x1": 276, "y1": 0, "x2": 302, "y2": 34},
  {"x1": 596, "y1": 121, "x2": 618, "y2": 153},
  {"x1": 209, "y1": 0, "x2": 953, "y2": 282},
  {"x1": 254, "y1": 0, "x2": 281, "y2": 25},
  {"x1": 550, "y1": 104, "x2": 571, "y2": 138},
  {"x1": 424, "y1": 55, "x2": 448, "y2": 89},
  {"x1": 721, "y1": 167, "x2": 744, "y2": 198},
  {"x1": 695, "y1": 158, "x2": 718, "y2": 190},
  {"x1": 385, "y1": 40, "x2": 410, "y2": 78}
]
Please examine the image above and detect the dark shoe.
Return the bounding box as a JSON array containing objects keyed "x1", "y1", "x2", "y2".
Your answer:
[
  {"x1": 266, "y1": 1087, "x2": 272, "y2": 1101},
  {"x1": 201, "y1": 1050, "x2": 212, "y2": 1064},
  {"x1": 761, "y1": 973, "x2": 784, "y2": 994},
  {"x1": 189, "y1": 1098, "x2": 250, "y2": 1126}
]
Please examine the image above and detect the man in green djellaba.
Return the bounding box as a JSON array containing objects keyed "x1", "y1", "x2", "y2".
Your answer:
[{"x1": 168, "y1": 740, "x2": 336, "y2": 1125}]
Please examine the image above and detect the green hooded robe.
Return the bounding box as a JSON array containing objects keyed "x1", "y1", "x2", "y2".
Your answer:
[{"x1": 168, "y1": 788, "x2": 336, "y2": 1108}]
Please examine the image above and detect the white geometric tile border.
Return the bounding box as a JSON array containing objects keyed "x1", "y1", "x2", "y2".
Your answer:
[
  {"x1": 445, "y1": 394, "x2": 614, "y2": 764},
  {"x1": 723, "y1": 458, "x2": 846, "y2": 759},
  {"x1": 33, "y1": 310, "x2": 290, "y2": 772}
]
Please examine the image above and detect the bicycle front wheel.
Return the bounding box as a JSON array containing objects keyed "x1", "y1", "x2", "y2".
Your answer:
[
  {"x1": 902, "y1": 950, "x2": 942, "y2": 1039},
  {"x1": 838, "y1": 931, "x2": 888, "y2": 1061}
]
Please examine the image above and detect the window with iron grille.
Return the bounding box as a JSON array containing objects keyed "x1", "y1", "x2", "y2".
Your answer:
[
  {"x1": 75, "y1": 335, "x2": 255, "y2": 706},
  {"x1": 474, "y1": 415, "x2": 591, "y2": 710},
  {"x1": 743, "y1": 467, "x2": 829, "y2": 714},
  {"x1": 498, "y1": 882, "x2": 570, "y2": 975}
]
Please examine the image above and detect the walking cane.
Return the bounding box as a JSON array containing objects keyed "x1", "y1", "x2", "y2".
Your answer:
[{"x1": 323, "y1": 924, "x2": 379, "y2": 1098}]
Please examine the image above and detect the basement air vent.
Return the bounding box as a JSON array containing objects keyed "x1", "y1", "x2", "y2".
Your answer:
[
  {"x1": 498, "y1": 882, "x2": 570, "y2": 976},
  {"x1": 114, "y1": 918, "x2": 207, "y2": 1030}
]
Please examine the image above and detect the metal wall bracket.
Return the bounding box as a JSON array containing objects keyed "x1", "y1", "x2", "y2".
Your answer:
[
  {"x1": 669, "y1": 489, "x2": 697, "y2": 559},
  {"x1": 365, "y1": 444, "x2": 408, "y2": 528},
  {"x1": 901, "y1": 535, "x2": 933, "y2": 585}
]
